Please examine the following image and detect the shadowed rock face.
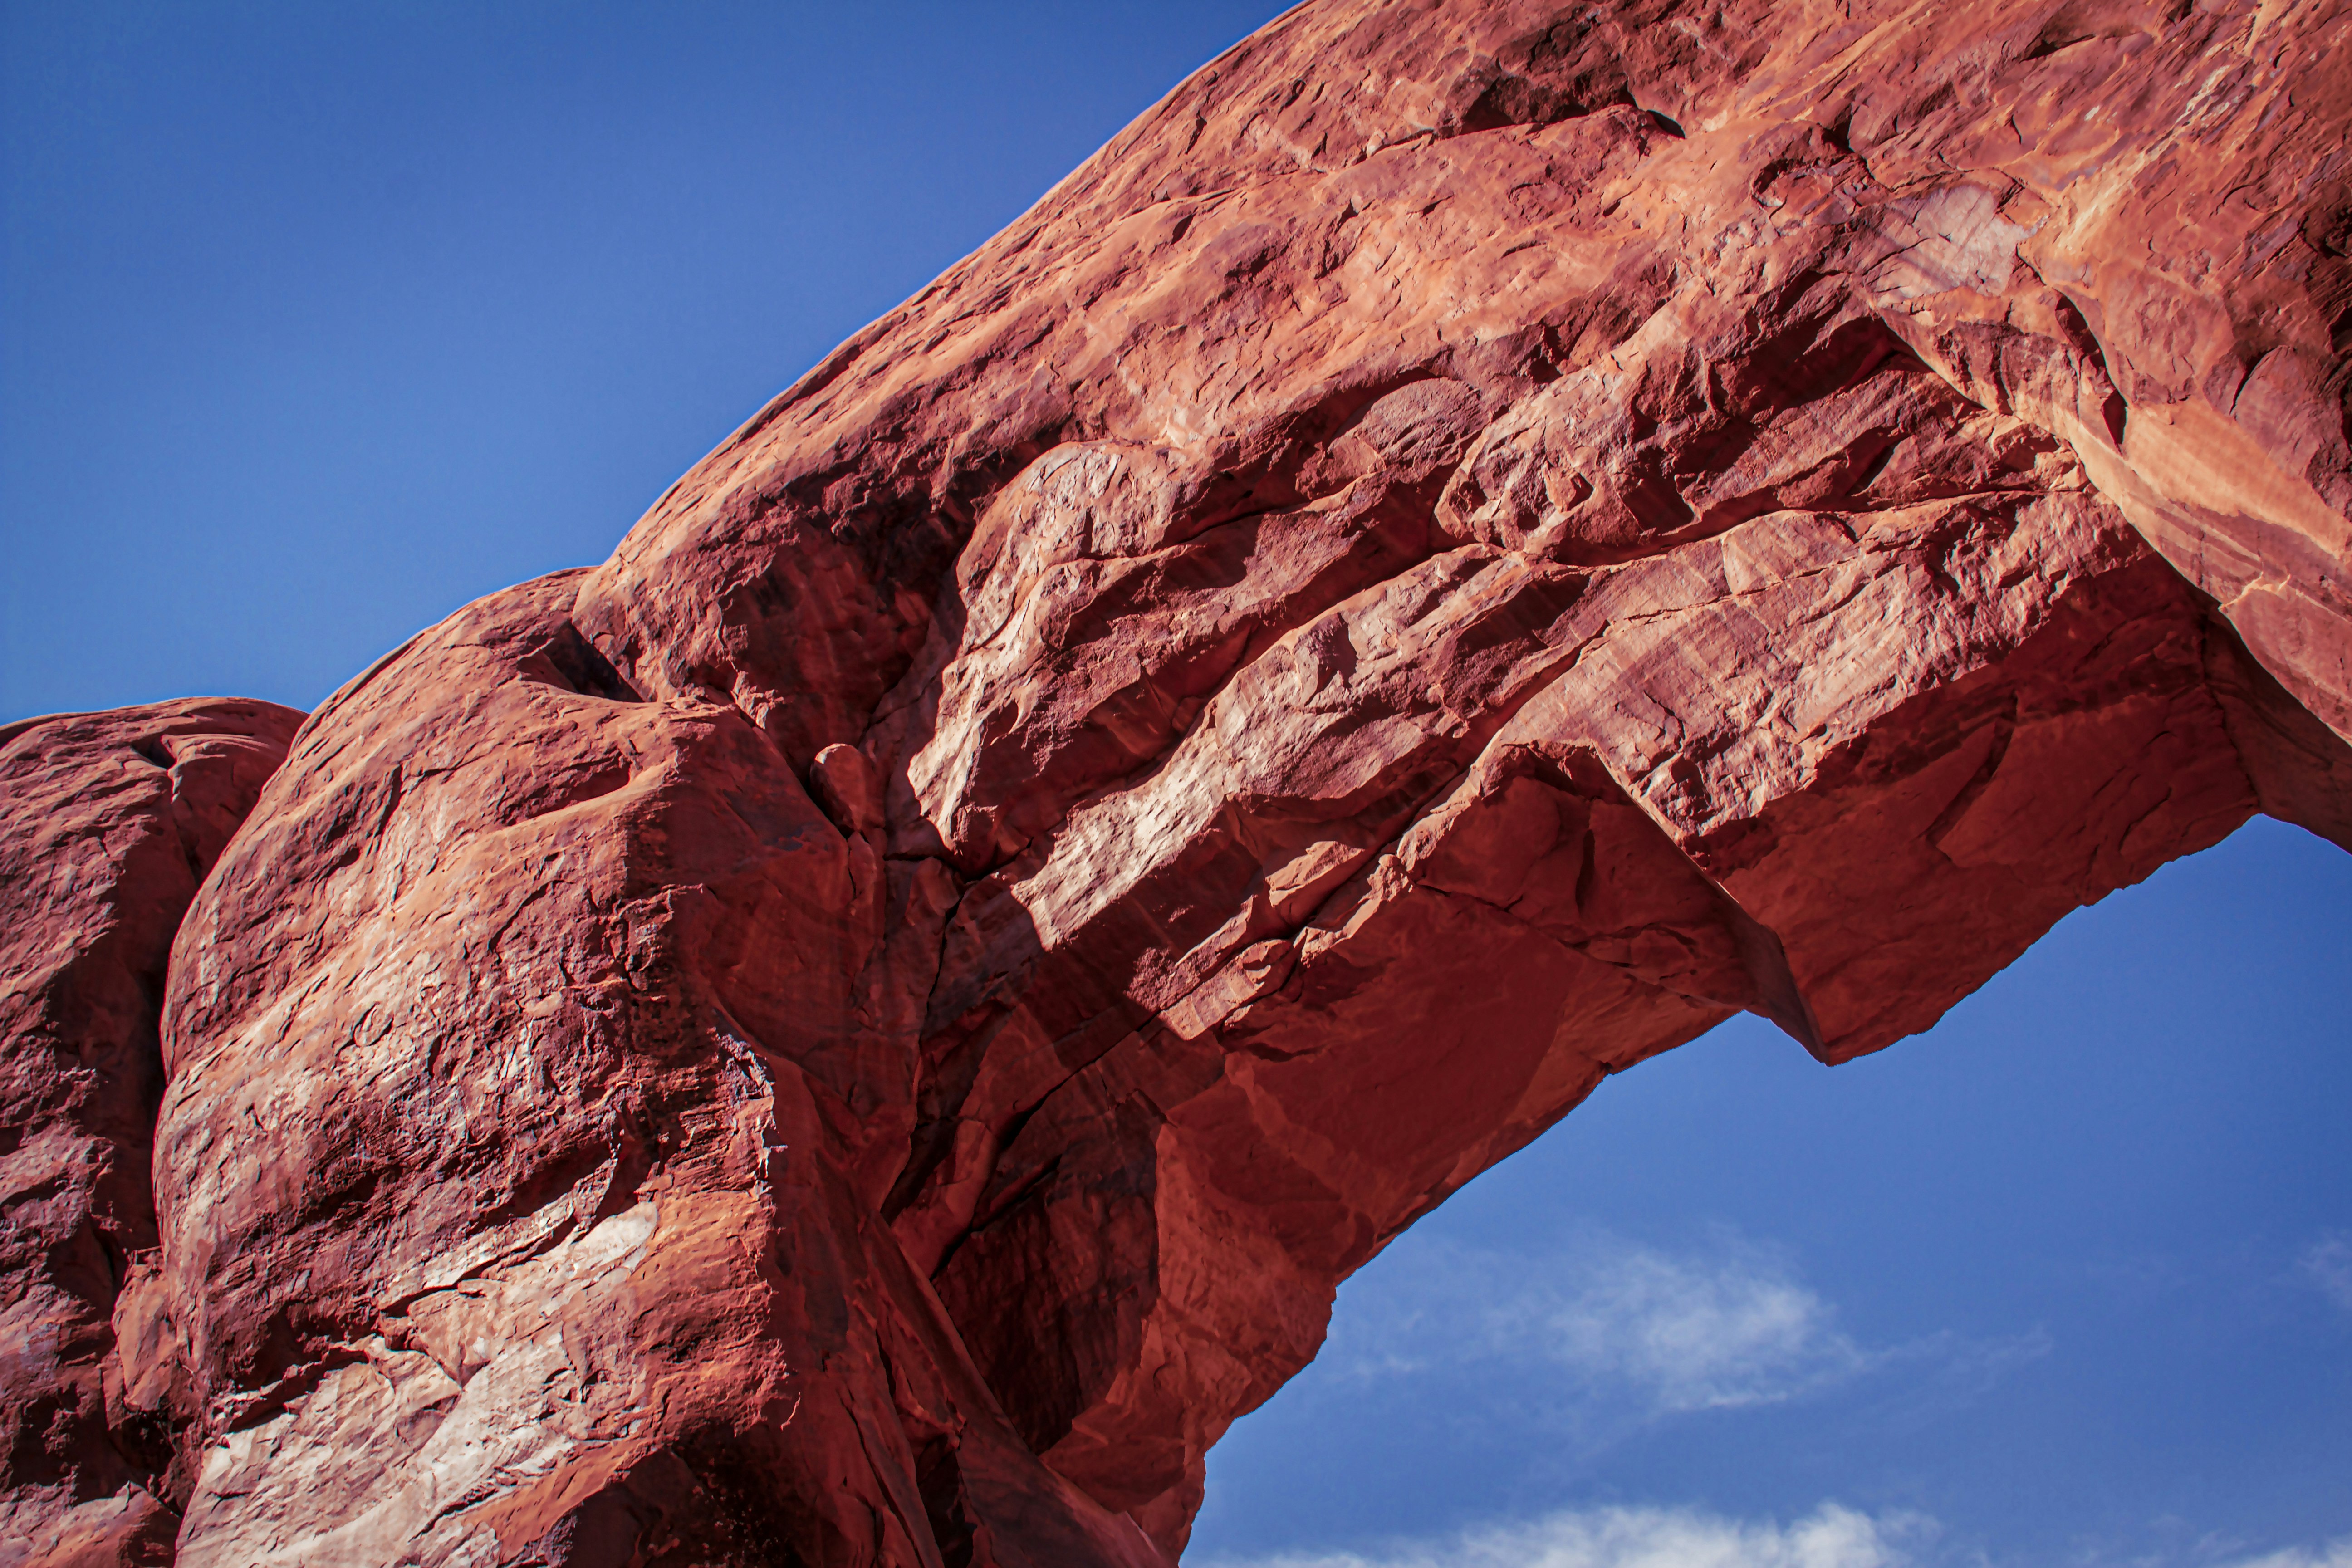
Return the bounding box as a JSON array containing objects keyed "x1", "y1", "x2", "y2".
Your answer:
[
  {"x1": 0, "y1": 700, "x2": 304, "y2": 1565},
  {"x1": 4, "y1": 1, "x2": 2348, "y2": 1563}
]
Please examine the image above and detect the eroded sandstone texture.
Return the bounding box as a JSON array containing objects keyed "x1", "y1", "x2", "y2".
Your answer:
[
  {"x1": 0, "y1": 701, "x2": 303, "y2": 1564},
  {"x1": 5, "y1": 0, "x2": 2350, "y2": 1563}
]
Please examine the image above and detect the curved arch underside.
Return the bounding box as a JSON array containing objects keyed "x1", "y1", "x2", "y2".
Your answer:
[{"x1": 5, "y1": 1, "x2": 2349, "y2": 1564}]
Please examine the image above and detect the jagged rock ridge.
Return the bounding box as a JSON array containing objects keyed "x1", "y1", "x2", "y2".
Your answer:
[{"x1": 3, "y1": 1, "x2": 2348, "y2": 1563}]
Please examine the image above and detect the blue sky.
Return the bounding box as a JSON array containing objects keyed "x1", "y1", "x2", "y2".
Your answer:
[
  {"x1": 4, "y1": 6, "x2": 2347, "y2": 1565},
  {"x1": 1, "y1": 0, "x2": 1282, "y2": 720}
]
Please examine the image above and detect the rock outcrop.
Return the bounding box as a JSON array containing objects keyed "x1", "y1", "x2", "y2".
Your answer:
[
  {"x1": 0, "y1": 700, "x2": 303, "y2": 1564},
  {"x1": 5, "y1": 1, "x2": 2350, "y2": 1563}
]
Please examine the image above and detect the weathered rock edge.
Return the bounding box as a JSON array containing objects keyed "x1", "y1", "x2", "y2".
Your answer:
[{"x1": 6, "y1": 0, "x2": 2350, "y2": 1564}]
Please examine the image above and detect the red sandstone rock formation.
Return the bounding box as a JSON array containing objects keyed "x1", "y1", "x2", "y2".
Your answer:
[
  {"x1": 5, "y1": 1, "x2": 2350, "y2": 1563},
  {"x1": 0, "y1": 700, "x2": 303, "y2": 1565}
]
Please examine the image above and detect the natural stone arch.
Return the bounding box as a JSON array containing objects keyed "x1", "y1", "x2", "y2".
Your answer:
[{"x1": 6, "y1": 1, "x2": 2344, "y2": 1564}]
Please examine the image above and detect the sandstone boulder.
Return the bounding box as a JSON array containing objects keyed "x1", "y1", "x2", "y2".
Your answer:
[{"x1": 0, "y1": 700, "x2": 303, "y2": 1565}]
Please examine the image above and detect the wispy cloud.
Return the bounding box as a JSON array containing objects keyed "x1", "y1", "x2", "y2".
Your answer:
[
  {"x1": 1328, "y1": 1227, "x2": 2038, "y2": 1424},
  {"x1": 1527, "y1": 1235, "x2": 1863, "y2": 1412},
  {"x1": 1188, "y1": 1501, "x2": 1926, "y2": 1568},
  {"x1": 2218, "y1": 1541, "x2": 2352, "y2": 1568},
  {"x1": 1191, "y1": 1503, "x2": 2352, "y2": 1568},
  {"x1": 2301, "y1": 1233, "x2": 2352, "y2": 1315}
]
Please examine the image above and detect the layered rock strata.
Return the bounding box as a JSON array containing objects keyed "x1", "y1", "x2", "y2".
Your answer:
[
  {"x1": 5, "y1": 0, "x2": 2350, "y2": 1563},
  {"x1": 0, "y1": 700, "x2": 303, "y2": 1564}
]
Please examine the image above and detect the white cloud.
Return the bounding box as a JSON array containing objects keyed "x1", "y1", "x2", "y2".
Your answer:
[
  {"x1": 1190, "y1": 1509, "x2": 2352, "y2": 1568},
  {"x1": 2215, "y1": 1543, "x2": 2352, "y2": 1568},
  {"x1": 1189, "y1": 1501, "x2": 1924, "y2": 1568},
  {"x1": 1333, "y1": 1229, "x2": 1898, "y2": 1419},
  {"x1": 2301, "y1": 1234, "x2": 2352, "y2": 1315},
  {"x1": 1529, "y1": 1237, "x2": 1866, "y2": 1412}
]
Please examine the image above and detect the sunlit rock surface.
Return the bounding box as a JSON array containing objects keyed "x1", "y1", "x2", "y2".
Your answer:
[
  {"x1": 0, "y1": 700, "x2": 303, "y2": 1564},
  {"x1": 5, "y1": 1, "x2": 2350, "y2": 1563}
]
